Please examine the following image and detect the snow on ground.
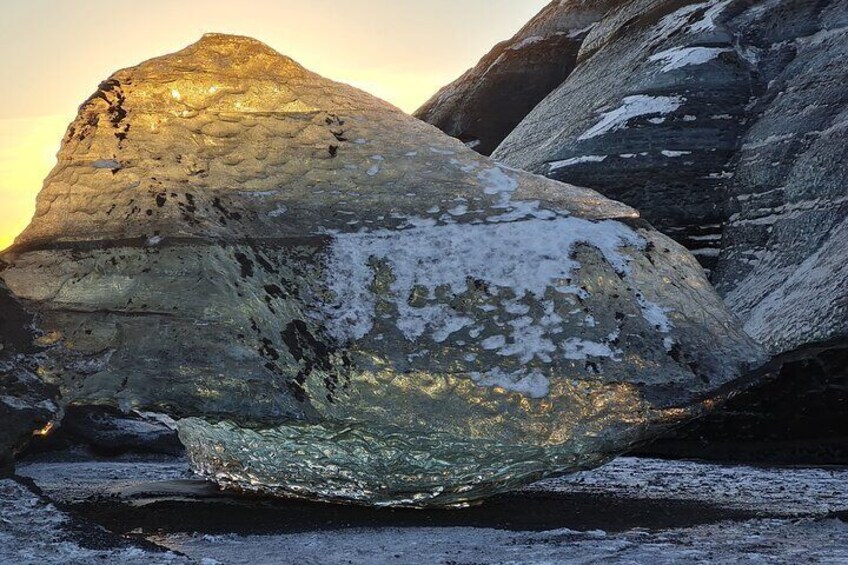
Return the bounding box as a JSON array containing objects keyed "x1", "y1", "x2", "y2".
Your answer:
[
  {"x1": 17, "y1": 451, "x2": 190, "y2": 503},
  {"x1": 10, "y1": 454, "x2": 848, "y2": 564},
  {"x1": 529, "y1": 457, "x2": 848, "y2": 515},
  {"x1": 0, "y1": 478, "x2": 189, "y2": 565},
  {"x1": 18, "y1": 454, "x2": 848, "y2": 515},
  {"x1": 154, "y1": 518, "x2": 848, "y2": 565}
]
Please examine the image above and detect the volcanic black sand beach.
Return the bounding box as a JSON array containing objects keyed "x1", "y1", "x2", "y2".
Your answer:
[{"x1": 3, "y1": 451, "x2": 845, "y2": 564}]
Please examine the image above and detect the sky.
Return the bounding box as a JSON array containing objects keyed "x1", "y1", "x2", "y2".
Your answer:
[{"x1": 0, "y1": 0, "x2": 549, "y2": 251}]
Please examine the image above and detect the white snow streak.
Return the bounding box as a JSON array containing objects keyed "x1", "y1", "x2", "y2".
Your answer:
[
  {"x1": 548, "y1": 155, "x2": 608, "y2": 171},
  {"x1": 578, "y1": 96, "x2": 685, "y2": 140},
  {"x1": 649, "y1": 47, "x2": 730, "y2": 72}
]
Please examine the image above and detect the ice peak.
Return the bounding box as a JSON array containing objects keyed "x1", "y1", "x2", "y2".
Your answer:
[
  {"x1": 194, "y1": 32, "x2": 277, "y2": 53},
  {"x1": 140, "y1": 33, "x2": 309, "y2": 80}
]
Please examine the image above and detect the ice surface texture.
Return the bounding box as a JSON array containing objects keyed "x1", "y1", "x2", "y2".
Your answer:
[{"x1": 1, "y1": 34, "x2": 765, "y2": 506}]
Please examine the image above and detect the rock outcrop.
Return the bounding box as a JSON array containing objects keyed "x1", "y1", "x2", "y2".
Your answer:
[
  {"x1": 488, "y1": 0, "x2": 760, "y2": 272},
  {"x1": 415, "y1": 0, "x2": 618, "y2": 156},
  {"x1": 1, "y1": 34, "x2": 766, "y2": 506},
  {"x1": 419, "y1": 0, "x2": 848, "y2": 462},
  {"x1": 0, "y1": 281, "x2": 61, "y2": 473},
  {"x1": 640, "y1": 346, "x2": 848, "y2": 464},
  {"x1": 30, "y1": 406, "x2": 183, "y2": 457}
]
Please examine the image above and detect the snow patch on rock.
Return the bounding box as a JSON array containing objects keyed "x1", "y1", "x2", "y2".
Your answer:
[
  {"x1": 548, "y1": 155, "x2": 608, "y2": 171},
  {"x1": 636, "y1": 292, "x2": 673, "y2": 333},
  {"x1": 509, "y1": 35, "x2": 545, "y2": 50},
  {"x1": 649, "y1": 47, "x2": 730, "y2": 73},
  {"x1": 578, "y1": 96, "x2": 686, "y2": 140},
  {"x1": 476, "y1": 166, "x2": 519, "y2": 205},
  {"x1": 661, "y1": 150, "x2": 693, "y2": 158},
  {"x1": 690, "y1": 0, "x2": 733, "y2": 33}
]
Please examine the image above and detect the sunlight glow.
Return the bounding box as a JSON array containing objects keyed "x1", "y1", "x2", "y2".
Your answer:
[
  {"x1": 33, "y1": 421, "x2": 55, "y2": 437},
  {"x1": 0, "y1": 115, "x2": 70, "y2": 251},
  {"x1": 0, "y1": 1, "x2": 550, "y2": 250}
]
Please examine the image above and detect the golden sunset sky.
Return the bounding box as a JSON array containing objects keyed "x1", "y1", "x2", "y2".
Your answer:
[{"x1": 0, "y1": 0, "x2": 548, "y2": 250}]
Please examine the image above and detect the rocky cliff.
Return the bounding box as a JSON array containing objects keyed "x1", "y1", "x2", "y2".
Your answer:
[
  {"x1": 415, "y1": 0, "x2": 619, "y2": 156},
  {"x1": 419, "y1": 0, "x2": 848, "y2": 461},
  {"x1": 0, "y1": 34, "x2": 766, "y2": 504}
]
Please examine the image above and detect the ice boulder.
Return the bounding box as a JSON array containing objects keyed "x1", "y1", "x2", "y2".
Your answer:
[{"x1": 0, "y1": 34, "x2": 766, "y2": 505}]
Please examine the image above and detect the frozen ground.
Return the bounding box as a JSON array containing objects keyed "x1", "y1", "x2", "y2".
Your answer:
[
  {"x1": 0, "y1": 478, "x2": 189, "y2": 565},
  {"x1": 532, "y1": 456, "x2": 848, "y2": 515},
  {"x1": 157, "y1": 519, "x2": 848, "y2": 565},
  {"x1": 4, "y1": 452, "x2": 847, "y2": 564}
]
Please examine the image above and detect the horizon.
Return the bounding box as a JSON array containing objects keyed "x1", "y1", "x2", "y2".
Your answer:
[{"x1": 0, "y1": 0, "x2": 549, "y2": 251}]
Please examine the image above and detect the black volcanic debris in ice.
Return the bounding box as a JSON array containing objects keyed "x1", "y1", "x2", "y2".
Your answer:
[{"x1": 0, "y1": 33, "x2": 767, "y2": 505}]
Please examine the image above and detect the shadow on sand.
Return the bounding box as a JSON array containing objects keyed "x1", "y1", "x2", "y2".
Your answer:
[{"x1": 69, "y1": 478, "x2": 764, "y2": 536}]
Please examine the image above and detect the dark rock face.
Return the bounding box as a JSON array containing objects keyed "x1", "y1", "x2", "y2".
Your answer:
[
  {"x1": 0, "y1": 282, "x2": 61, "y2": 473},
  {"x1": 30, "y1": 406, "x2": 184, "y2": 457},
  {"x1": 0, "y1": 370, "x2": 60, "y2": 474},
  {"x1": 414, "y1": 1, "x2": 618, "y2": 156},
  {"x1": 712, "y1": 0, "x2": 848, "y2": 358},
  {"x1": 641, "y1": 346, "x2": 848, "y2": 464},
  {"x1": 419, "y1": 0, "x2": 848, "y2": 462},
  {"x1": 490, "y1": 0, "x2": 760, "y2": 273}
]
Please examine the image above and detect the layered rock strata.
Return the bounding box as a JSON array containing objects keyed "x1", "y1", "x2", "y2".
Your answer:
[
  {"x1": 415, "y1": 0, "x2": 619, "y2": 156},
  {"x1": 419, "y1": 0, "x2": 847, "y2": 461}
]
